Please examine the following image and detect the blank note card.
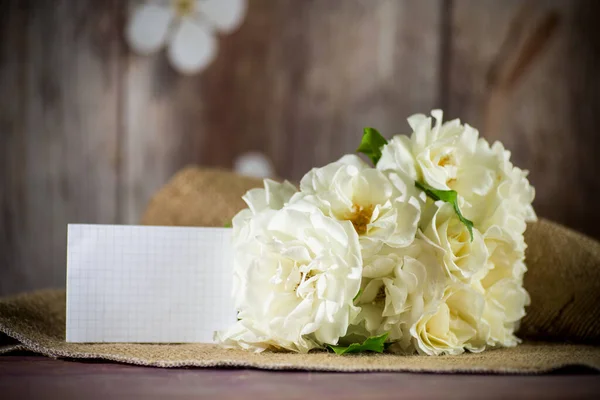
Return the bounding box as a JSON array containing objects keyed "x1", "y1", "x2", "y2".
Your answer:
[{"x1": 66, "y1": 224, "x2": 236, "y2": 343}]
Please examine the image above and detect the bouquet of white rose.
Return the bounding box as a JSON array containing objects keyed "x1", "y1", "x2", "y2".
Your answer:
[{"x1": 216, "y1": 110, "x2": 536, "y2": 356}]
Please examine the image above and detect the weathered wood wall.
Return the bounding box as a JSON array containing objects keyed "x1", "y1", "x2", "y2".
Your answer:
[{"x1": 1, "y1": 0, "x2": 599, "y2": 295}]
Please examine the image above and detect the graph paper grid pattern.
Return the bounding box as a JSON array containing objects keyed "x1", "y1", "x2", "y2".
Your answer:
[{"x1": 66, "y1": 224, "x2": 236, "y2": 343}]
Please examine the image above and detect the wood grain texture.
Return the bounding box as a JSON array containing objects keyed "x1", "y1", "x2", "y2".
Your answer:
[
  {"x1": 201, "y1": 0, "x2": 442, "y2": 181},
  {"x1": 123, "y1": 0, "x2": 442, "y2": 218},
  {"x1": 447, "y1": 0, "x2": 600, "y2": 237},
  {"x1": 1, "y1": 356, "x2": 599, "y2": 400},
  {"x1": 1, "y1": 0, "x2": 600, "y2": 295},
  {"x1": 0, "y1": 1, "x2": 28, "y2": 295},
  {"x1": 0, "y1": 0, "x2": 122, "y2": 294}
]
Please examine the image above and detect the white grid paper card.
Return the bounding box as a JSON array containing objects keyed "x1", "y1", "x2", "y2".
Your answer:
[{"x1": 66, "y1": 224, "x2": 236, "y2": 343}]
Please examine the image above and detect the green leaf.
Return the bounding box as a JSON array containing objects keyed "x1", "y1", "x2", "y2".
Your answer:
[
  {"x1": 415, "y1": 181, "x2": 474, "y2": 241},
  {"x1": 357, "y1": 127, "x2": 388, "y2": 165},
  {"x1": 352, "y1": 288, "x2": 364, "y2": 303},
  {"x1": 224, "y1": 221, "x2": 232, "y2": 228},
  {"x1": 328, "y1": 333, "x2": 389, "y2": 355}
]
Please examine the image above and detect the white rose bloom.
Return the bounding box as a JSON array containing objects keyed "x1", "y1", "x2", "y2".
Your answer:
[
  {"x1": 457, "y1": 140, "x2": 537, "y2": 238},
  {"x1": 475, "y1": 226, "x2": 530, "y2": 347},
  {"x1": 243, "y1": 179, "x2": 297, "y2": 214},
  {"x1": 378, "y1": 110, "x2": 479, "y2": 192},
  {"x1": 350, "y1": 239, "x2": 445, "y2": 346},
  {"x1": 378, "y1": 110, "x2": 536, "y2": 240},
  {"x1": 217, "y1": 109, "x2": 534, "y2": 356},
  {"x1": 411, "y1": 284, "x2": 487, "y2": 356},
  {"x1": 478, "y1": 226, "x2": 526, "y2": 282},
  {"x1": 290, "y1": 154, "x2": 421, "y2": 257},
  {"x1": 420, "y1": 202, "x2": 489, "y2": 282},
  {"x1": 216, "y1": 206, "x2": 363, "y2": 353},
  {"x1": 480, "y1": 277, "x2": 529, "y2": 347},
  {"x1": 231, "y1": 179, "x2": 297, "y2": 246}
]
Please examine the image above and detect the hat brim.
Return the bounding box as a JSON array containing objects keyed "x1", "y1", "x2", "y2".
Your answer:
[{"x1": 1, "y1": 290, "x2": 598, "y2": 373}]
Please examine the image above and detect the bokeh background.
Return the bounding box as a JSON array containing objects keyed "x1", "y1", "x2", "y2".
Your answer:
[{"x1": 1, "y1": 0, "x2": 599, "y2": 296}]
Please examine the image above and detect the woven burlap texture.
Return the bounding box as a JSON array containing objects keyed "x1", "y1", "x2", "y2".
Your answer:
[{"x1": 1, "y1": 166, "x2": 599, "y2": 372}]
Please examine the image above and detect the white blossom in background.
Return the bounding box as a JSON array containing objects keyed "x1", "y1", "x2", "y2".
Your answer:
[
  {"x1": 233, "y1": 152, "x2": 276, "y2": 179},
  {"x1": 126, "y1": 0, "x2": 247, "y2": 74}
]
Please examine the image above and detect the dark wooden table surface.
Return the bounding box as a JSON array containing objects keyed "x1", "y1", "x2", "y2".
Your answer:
[{"x1": 1, "y1": 355, "x2": 599, "y2": 399}]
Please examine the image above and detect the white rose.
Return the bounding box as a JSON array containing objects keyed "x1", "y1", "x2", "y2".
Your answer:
[
  {"x1": 231, "y1": 178, "x2": 297, "y2": 245},
  {"x1": 489, "y1": 141, "x2": 536, "y2": 222},
  {"x1": 475, "y1": 226, "x2": 530, "y2": 347},
  {"x1": 351, "y1": 239, "x2": 445, "y2": 346},
  {"x1": 290, "y1": 154, "x2": 421, "y2": 257},
  {"x1": 457, "y1": 140, "x2": 537, "y2": 238},
  {"x1": 411, "y1": 284, "x2": 487, "y2": 356},
  {"x1": 478, "y1": 225, "x2": 525, "y2": 282},
  {"x1": 378, "y1": 110, "x2": 536, "y2": 240},
  {"x1": 378, "y1": 110, "x2": 479, "y2": 191},
  {"x1": 480, "y1": 277, "x2": 529, "y2": 348},
  {"x1": 216, "y1": 206, "x2": 363, "y2": 353},
  {"x1": 420, "y1": 202, "x2": 489, "y2": 282},
  {"x1": 243, "y1": 178, "x2": 297, "y2": 214}
]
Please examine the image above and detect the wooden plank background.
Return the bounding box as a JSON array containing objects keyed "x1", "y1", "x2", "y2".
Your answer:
[{"x1": 1, "y1": 0, "x2": 599, "y2": 295}]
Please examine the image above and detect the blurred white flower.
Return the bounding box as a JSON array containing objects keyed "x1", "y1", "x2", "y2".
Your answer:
[
  {"x1": 234, "y1": 152, "x2": 276, "y2": 179},
  {"x1": 126, "y1": 0, "x2": 247, "y2": 74}
]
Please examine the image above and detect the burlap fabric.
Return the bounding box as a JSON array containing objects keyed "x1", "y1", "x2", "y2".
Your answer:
[{"x1": 1, "y1": 166, "x2": 600, "y2": 373}]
